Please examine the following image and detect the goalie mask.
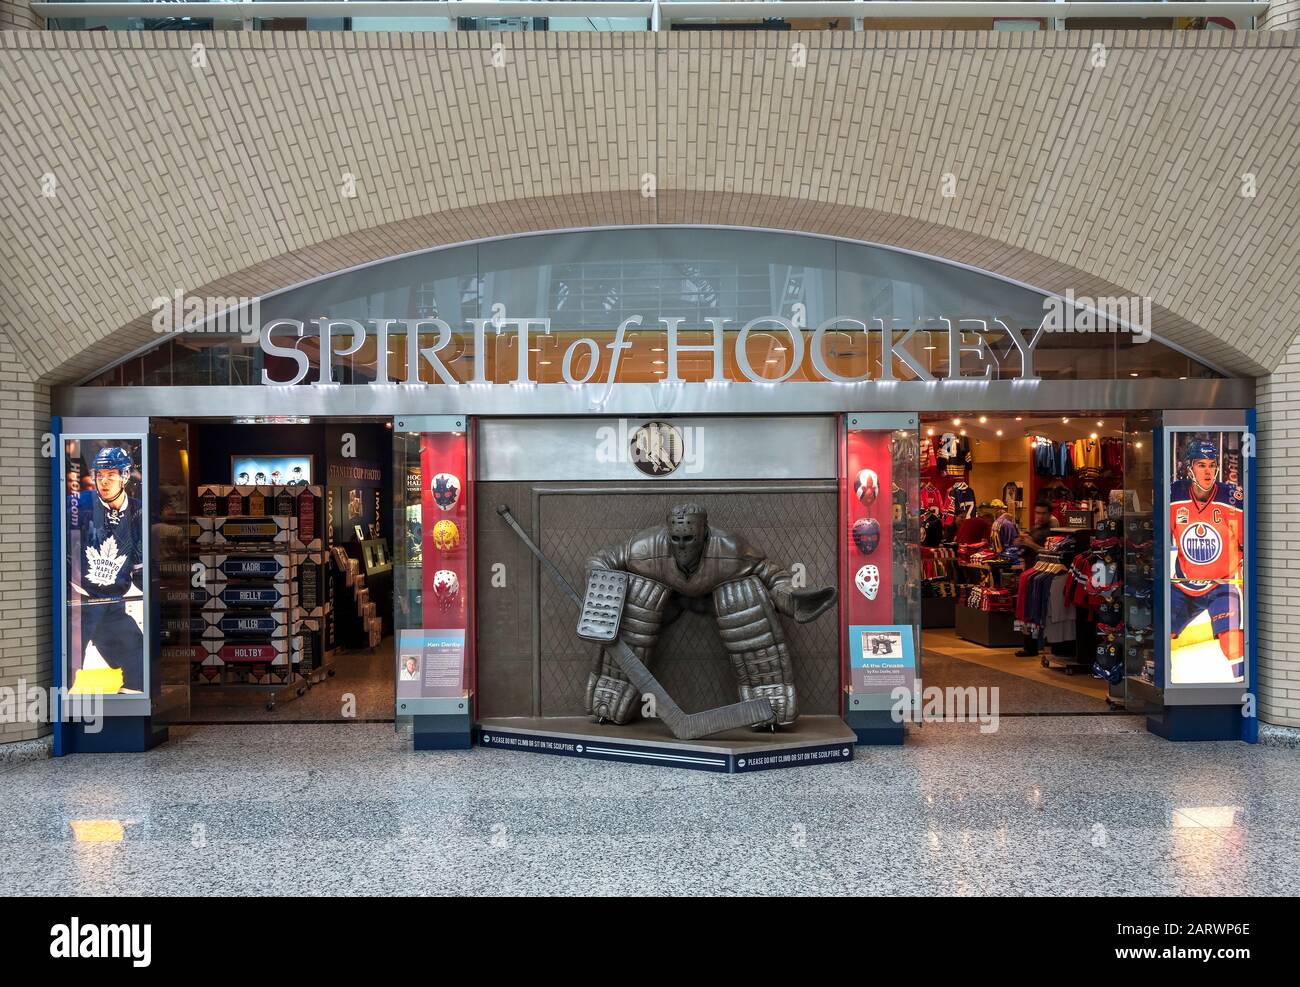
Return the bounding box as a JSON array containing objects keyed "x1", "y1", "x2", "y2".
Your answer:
[
  {"x1": 851, "y1": 517, "x2": 881, "y2": 556},
  {"x1": 432, "y1": 569, "x2": 460, "y2": 611},
  {"x1": 853, "y1": 468, "x2": 879, "y2": 507},
  {"x1": 854, "y1": 564, "x2": 881, "y2": 601},
  {"x1": 667, "y1": 503, "x2": 708, "y2": 574},
  {"x1": 431, "y1": 472, "x2": 461, "y2": 512},
  {"x1": 432, "y1": 519, "x2": 460, "y2": 551}
]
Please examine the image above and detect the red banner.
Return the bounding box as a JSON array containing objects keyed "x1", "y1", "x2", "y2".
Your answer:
[
  {"x1": 844, "y1": 429, "x2": 894, "y2": 625},
  {"x1": 420, "y1": 433, "x2": 470, "y2": 631}
]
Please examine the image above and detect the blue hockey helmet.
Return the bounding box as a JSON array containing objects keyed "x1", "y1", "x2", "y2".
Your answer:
[
  {"x1": 91, "y1": 446, "x2": 132, "y2": 476},
  {"x1": 1185, "y1": 438, "x2": 1218, "y2": 465}
]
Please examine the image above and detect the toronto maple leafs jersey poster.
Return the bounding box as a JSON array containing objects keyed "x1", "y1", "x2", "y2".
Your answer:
[{"x1": 63, "y1": 436, "x2": 149, "y2": 701}]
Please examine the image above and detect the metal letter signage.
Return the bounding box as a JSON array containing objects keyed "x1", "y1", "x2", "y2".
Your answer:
[{"x1": 258, "y1": 315, "x2": 1063, "y2": 387}]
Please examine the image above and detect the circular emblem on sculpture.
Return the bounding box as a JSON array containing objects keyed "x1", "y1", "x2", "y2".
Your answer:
[{"x1": 630, "y1": 421, "x2": 684, "y2": 477}]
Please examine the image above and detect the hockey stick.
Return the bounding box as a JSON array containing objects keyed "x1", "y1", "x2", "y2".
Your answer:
[{"x1": 496, "y1": 505, "x2": 777, "y2": 739}]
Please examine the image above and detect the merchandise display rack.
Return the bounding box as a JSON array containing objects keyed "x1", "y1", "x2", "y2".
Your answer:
[{"x1": 190, "y1": 484, "x2": 333, "y2": 710}]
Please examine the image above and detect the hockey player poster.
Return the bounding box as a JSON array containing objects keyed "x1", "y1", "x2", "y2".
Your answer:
[
  {"x1": 62, "y1": 436, "x2": 149, "y2": 704},
  {"x1": 1166, "y1": 429, "x2": 1248, "y2": 686}
]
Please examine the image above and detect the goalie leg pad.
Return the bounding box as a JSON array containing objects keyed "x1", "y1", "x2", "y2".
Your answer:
[
  {"x1": 713, "y1": 576, "x2": 798, "y2": 725},
  {"x1": 585, "y1": 573, "x2": 671, "y2": 724}
]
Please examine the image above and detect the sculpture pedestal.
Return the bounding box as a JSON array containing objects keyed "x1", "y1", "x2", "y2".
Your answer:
[{"x1": 476, "y1": 714, "x2": 855, "y2": 773}]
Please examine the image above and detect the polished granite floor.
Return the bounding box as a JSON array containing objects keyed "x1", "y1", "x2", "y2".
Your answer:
[{"x1": 2, "y1": 716, "x2": 1296, "y2": 896}]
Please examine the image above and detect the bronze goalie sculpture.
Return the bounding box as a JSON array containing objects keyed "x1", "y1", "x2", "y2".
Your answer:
[
  {"x1": 498, "y1": 502, "x2": 836, "y2": 738},
  {"x1": 582, "y1": 503, "x2": 836, "y2": 729}
]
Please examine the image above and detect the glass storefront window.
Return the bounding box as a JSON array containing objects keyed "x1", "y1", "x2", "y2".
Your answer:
[{"x1": 82, "y1": 229, "x2": 1226, "y2": 388}]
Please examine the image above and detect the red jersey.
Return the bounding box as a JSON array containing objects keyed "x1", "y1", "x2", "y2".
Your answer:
[{"x1": 1169, "y1": 479, "x2": 1244, "y2": 596}]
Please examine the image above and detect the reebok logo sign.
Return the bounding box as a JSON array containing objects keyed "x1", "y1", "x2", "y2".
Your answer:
[{"x1": 50, "y1": 917, "x2": 152, "y2": 968}]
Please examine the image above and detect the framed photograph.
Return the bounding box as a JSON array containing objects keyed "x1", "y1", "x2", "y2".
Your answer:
[
  {"x1": 1164, "y1": 428, "x2": 1248, "y2": 687},
  {"x1": 231, "y1": 454, "x2": 313, "y2": 487},
  {"x1": 61, "y1": 435, "x2": 150, "y2": 711}
]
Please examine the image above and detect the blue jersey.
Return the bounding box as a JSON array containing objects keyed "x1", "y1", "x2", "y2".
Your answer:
[{"x1": 71, "y1": 491, "x2": 143, "y2": 600}]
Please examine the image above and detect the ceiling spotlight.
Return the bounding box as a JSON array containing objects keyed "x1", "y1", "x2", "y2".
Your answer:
[
  {"x1": 1090, "y1": 432, "x2": 1098, "y2": 439},
  {"x1": 1096, "y1": 421, "x2": 1104, "y2": 427},
  {"x1": 959, "y1": 430, "x2": 966, "y2": 437},
  {"x1": 953, "y1": 418, "x2": 961, "y2": 426},
  {"x1": 996, "y1": 430, "x2": 1003, "y2": 437},
  {"x1": 927, "y1": 428, "x2": 935, "y2": 437},
  {"x1": 978, "y1": 416, "x2": 987, "y2": 424},
  {"x1": 1062, "y1": 417, "x2": 1070, "y2": 424},
  {"x1": 1015, "y1": 416, "x2": 1023, "y2": 421},
  {"x1": 1129, "y1": 372, "x2": 1140, "y2": 377}
]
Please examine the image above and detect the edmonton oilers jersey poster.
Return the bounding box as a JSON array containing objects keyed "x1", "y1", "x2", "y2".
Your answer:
[
  {"x1": 1168, "y1": 430, "x2": 1247, "y2": 685},
  {"x1": 64, "y1": 437, "x2": 147, "y2": 697}
]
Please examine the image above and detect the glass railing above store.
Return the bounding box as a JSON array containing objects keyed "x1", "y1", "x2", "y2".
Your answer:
[{"x1": 34, "y1": 1, "x2": 1267, "y2": 34}]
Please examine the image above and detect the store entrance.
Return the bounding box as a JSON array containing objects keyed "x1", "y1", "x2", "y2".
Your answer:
[
  {"x1": 918, "y1": 412, "x2": 1152, "y2": 715},
  {"x1": 155, "y1": 417, "x2": 396, "y2": 723}
]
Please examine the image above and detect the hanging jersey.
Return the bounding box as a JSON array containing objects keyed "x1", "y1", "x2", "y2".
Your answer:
[
  {"x1": 919, "y1": 436, "x2": 937, "y2": 473},
  {"x1": 946, "y1": 483, "x2": 976, "y2": 523},
  {"x1": 1169, "y1": 480, "x2": 1244, "y2": 597},
  {"x1": 920, "y1": 482, "x2": 945, "y2": 513},
  {"x1": 1075, "y1": 439, "x2": 1102, "y2": 480},
  {"x1": 1032, "y1": 437, "x2": 1056, "y2": 476},
  {"x1": 71, "y1": 491, "x2": 144, "y2": 600}
]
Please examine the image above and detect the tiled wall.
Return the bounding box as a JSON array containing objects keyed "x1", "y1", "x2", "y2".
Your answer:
[{"x1": 2, "y1": 27, "x2": 1300, "y2": 736}]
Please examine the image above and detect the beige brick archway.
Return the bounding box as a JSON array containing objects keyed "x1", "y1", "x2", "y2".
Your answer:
[
  {"x1": 3, "y1": 29, "x2": 1300, "y2": 388},
  {"x1": 53, "y1": 189, "x2": 1263, "y2": 387},
  {"x1": 5, "y1": 26, "x2": 1300, "y2": 743}
]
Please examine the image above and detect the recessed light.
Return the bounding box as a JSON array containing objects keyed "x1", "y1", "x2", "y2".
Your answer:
[
  {"x1": 1062, "y1": 418, "x2": 1070, "y2": 424},
  {"x1": 652, "y1": 360, "x2": 666, "y2": 366},
  {"x1": 1090, "y1": 432, "x2": 1098, "y2": 439},
  {"x1": 1130, "y1": 372, "x2": 1140, "y2": 377},
  {"x1": 996, "y1": 430, "x2": 1003, "y2": 437},
  {"x1": 1096, "y1": 421, "x2": 1104, "y2": 427},
  {"x1": 927, "y1": 428, "x2": 935, "y2": 437},
  {"x1": 953, "y1": 418, "x2": 961, "y2": 426},
  {"x1": 978, "y1": 416, "x2": 987, "y2": 424},
  {"x1": 923, "y1": 346, "x2": 937, "y2": 351},
  {"x1": 651, "y1": 347, "x2": 665, "y2": 353},
  {"x1": 959, "y1": 430, "x2": 966, "y2": 436},
  {"x1": 1015, "y1": 416, "x2": 1023, "y2": 421},
  {"x1": 1136, "y1": 442, "x2": 1143, "y2": 449}
]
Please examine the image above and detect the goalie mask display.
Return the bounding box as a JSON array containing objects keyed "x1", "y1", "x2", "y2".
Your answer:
[
  {"x1": 432, "y1": 519, "x2": 461, "y2": 551},
  {"x1": 855, "y1": 564, "x2": 881, "y2": 601},
  {"x1": 431, "y1": 472, "x2": 461, "y2": 511},
  {"x1": 432, "y1": 569, "x2": 460, "y2": 610},
  {"x1": 851, "y1": 517, "x2": 881, "y2": 556},
  {"x1": 854, "y1": 468, "x2": 879, "y2": 507}
]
